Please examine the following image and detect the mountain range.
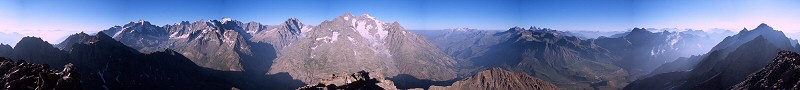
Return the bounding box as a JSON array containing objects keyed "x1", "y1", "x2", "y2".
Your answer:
[
  {"x1": 1, "y1": 13, "x2": 797, "y2": 90},
  {"x1": 624, "y1": 23, "x2": 800, "y2": 90}
]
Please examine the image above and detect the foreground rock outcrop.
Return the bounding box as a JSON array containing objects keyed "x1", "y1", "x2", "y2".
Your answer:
[
  {"x1": 297, "y1": 70, "x2": 397, "y2": 90},
  {"x1": 0, "y1": 57, "x2": 81, "y2": 90},
  {"x1": 730, "y1": 51, "x2": 800, "y2": 90},
  {"x1": 429, "y1": 68, "x2": 558, "y2": 90}
]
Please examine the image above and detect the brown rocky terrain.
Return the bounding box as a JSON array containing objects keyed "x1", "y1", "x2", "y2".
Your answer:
[
  {"x1": 428, "y1": 68, "x2": 557, "y2": 90},
  {"x1": 730, "y1": 51, "x2": 800, "y2": 90}
]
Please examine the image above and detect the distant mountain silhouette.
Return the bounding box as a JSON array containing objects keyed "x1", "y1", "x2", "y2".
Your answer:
[
  {"x1": 594, "y1": 27, "x2": 726, "y2": 78},
  {"x1": 625, "y1": 23, "x2": 799, "y2": 90}
]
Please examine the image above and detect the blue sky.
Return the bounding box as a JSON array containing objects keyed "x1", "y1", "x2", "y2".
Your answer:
[{"x1": 1, "y1": 0, "x2": 800, "y2": 45}]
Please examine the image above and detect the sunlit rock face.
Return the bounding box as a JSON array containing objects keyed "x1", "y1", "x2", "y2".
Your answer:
[
  {"x1": 101, "y1": 18, "x2": 280, "y2": 72},
  {"x1": 268, "y1": 13, "x2": 458, "y2": 83}
]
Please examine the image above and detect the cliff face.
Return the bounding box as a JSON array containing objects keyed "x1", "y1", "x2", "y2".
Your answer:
[
  {"x1": 102, "y1": 19, "x2": 279, "y2": 72},
  {"x1": 0, "y1": 57, "x2": 81, "y2": 90},
  {"x1": 730, "y1": 51, "x2": 800, "y2": 90},
  {"x1": 429, "y1": 68, "x2": 558, "y2": 90}
]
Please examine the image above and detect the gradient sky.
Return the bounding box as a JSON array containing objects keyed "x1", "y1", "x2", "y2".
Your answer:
[{"x1": 1, "y1": 0, "x2": 799, "y2": 45}]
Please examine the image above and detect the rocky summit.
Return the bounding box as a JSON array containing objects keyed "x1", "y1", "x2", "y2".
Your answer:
[
  {"x1": 428, "y1": 68, "x2": 558, "y2": 90},
  {"x1": 730, "y1": 51, "x2": 800, "y2": 90},
  {"x1": 0, "y1": 57, "x2": 82, "y2": 90},
  {"x1": 297, "y1": 70, "x2": 397, "y2": 90}
]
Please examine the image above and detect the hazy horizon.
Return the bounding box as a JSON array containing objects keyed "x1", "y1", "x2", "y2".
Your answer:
[{"x1": 1, "y1": 0, "x2": 799, "y2": 45}]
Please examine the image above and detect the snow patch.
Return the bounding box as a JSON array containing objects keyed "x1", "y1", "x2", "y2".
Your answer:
[
  {"x1": 669, "y1": 36, "x2": 680, "y2": 46},
  {"x1": 302, "y1": 27, "x2": 313, "y2": 33},
  {"x1": 169, "y1": 32, "x2": 190, "y2": 38},
  {"x1": 314, "y1": 32, "x2": 339, "y2": 43},
  {"x1": 221, "y1": 18, "x2": 233, "y2": 24},
  {"x1": 348, "y1": 36, "x2": 356, "y2": 44},
  {"x1": 315, "y1": 36, "x2": 331, "y2": 42},
  {"x1": 363, "y1": 14, "x2": 376, "y2": 20},
  {"x1": 347, "y1": 36, "x2": 355, "y2": 42},
  {"x1": 222, "y1": 31, "x2": 238, "y2": 47},
  {"x1": 650, "y1": 49, "x2": 656, "y2": 56},
  {"x1": 355, "y1": 21, "x2": 374, "y2": 40},
  {"x1": 311, "y1": 45, "x2": 318, "y2": 50},
  {"x1": 99, "y1": 62, "x2": 110, "y2": 90},
  {"x1": 351, "y1": 19, "x2": 357, "y2": 29},
  {"x1": 331, "y1": 32, "x2": 340, "y2": 42},
  {"x1": 246, "y1": 30, "x2": 256, "y2": 34},
  {"x1": 344, "y1": 16, "x2": 350, "y2": 20}
]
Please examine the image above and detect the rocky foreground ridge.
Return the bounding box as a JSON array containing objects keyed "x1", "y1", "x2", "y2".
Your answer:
[
  {"x1": 730, "y1": 51, "x2": 800, "y2": 90},
  {"x1": 0, "y1": 57, "x2": 81, "y2": 90},
  {"x1": 297, "y1": 70, "x2": 397, "y2": 90},
  {"x1": 428, "y1": 68, "x2": 558, "y2": 90}
]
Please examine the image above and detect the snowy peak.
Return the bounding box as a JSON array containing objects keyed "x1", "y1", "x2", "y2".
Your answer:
[
  {"x1": 115, "y1": 19, "x2": 167, "y2": 37},
  {"x1": 528, "y1": 26, "x2": 540, "y2": 31},
  {"x1": 134, "y1": 19, "x2": 153, "y2": 26},
  {"x1": 339, "y1": 13, "x2": 355, "y2": 20},
  {"x1": 220, "y1": 18, "x2": 242, "y2": 25},
  {"x1": 221, "y1": 17, "x2": 233, "y2": 23},
  {"x1": 360, "y1": 14, "x2": 377, "y2": 21},
  {"x1": 268, "y1": 13, "x2": 458, "y2": 83},
  {"x1": 445, "y1": 28, "x2": 477, "y2": 32},
  {"x1": 504, "y1": 26, "x2": 525, "y2": 33}
]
